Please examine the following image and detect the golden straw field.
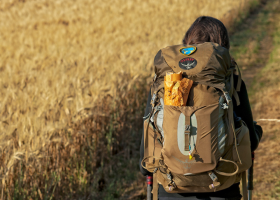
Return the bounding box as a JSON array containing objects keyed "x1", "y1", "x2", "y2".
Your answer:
[{"x1": 0, "y1": 0, "x2": 259, "y2": 199}]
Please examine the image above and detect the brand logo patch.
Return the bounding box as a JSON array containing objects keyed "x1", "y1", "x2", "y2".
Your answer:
[
  {"x1": 179, "y1": 46, "x2": 196, "y2": 56},
  {"x1": 179, "y1": 57, "x2": 197, "y2": 70}
]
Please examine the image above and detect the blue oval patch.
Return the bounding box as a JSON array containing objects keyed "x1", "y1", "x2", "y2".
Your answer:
[{"x1": 179, "y1": 46, "x2": 197, "y2": 56}]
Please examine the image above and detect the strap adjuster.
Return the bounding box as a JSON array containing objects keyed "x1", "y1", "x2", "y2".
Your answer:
[{"x1": 153, "y1": 74, "x2": 157, "y2": 81}]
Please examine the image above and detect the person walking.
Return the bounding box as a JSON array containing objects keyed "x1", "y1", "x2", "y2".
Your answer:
[{"x1": 139, "y1": 16, "x2": 262, "y2": 200}]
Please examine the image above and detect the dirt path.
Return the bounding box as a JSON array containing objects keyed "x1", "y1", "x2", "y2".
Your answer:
[
  {"x1": 231, "y1": 0, "x2": 280, "y2": 199},
  {"x1": 248, "y1": 3, "x2": 280, "y2": 200},
  {"x1": 229, "y1": 0, "x2": 274, "y2": 88}
]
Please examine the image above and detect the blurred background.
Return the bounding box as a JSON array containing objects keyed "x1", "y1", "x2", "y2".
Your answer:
[{"x1": 0, "y1": 0, "x2": 279, "y2": 199}]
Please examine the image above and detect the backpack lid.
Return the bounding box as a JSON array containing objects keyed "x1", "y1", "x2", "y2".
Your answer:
[{"x1": 154, "y1": 42, "x2": 234, "y2": 93}]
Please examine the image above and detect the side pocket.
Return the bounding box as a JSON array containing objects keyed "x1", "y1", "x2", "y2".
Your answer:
[
  {"x1": 153, "y1": 98, "x2": 164, "y2": 139},
  {"x1": 143, "y1": 119, "x2": 163, "y2": 172},
  {"x1": 233, "y1": 121, "x2": 252, "y2": 172}
]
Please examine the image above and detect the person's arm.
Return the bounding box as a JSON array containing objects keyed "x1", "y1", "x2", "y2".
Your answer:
[
  {"x1": 233, "y1": 75, "x2": 262, "y2": 152},
  {"x1": 139, "y1": 88, "x2": 153, "y2": 176}
]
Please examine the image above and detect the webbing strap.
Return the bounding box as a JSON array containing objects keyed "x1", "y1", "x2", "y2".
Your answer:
[
  {"x1": 227, "y1": 71, "x2": 242, "y2": 165},
  {"x1": 184, "y1": 134, "x2": 189, "y2": 151},
  {"x1": 214, "y1": 158, "x2": 239, "y2": 176},
  {"x1": 228, "y1": 99, "x2": 242, "y2": 164},
  {"x1": 229, "y1": 69, "x2": 234, "y2": 97},
  {"x1": 231, "y1": 59, "x2": 242, "y2": 92},
  {"x1": 152, "y1": 173, "x2": 159, "y2": 200},
  {"x1": 141, "y1": 156, "x2": 163, "y2": 170},
  {"x1": 230, "y1": 70, "x2": 240, "y2": 106},
  {"x1": 185, "y1": 116, "x2": 191, "y2": 151},
  {"x1": 151, "y1": 82, "x2": 164, "y2": 107},
  {"x1": 242, "y1": 171, "x2": 248, "y2": 200},
  {"x1": 233, "y1": 88, "x2": 240, "y2": 106},
  {"x1": 236, "y1": 64, "x2": 242, "y2": 92}
]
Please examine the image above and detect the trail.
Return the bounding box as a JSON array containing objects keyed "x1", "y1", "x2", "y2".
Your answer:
[
  {"x1": 123, "y1": 0, "x2": 280, "y2": 199},
  {"x1": 231, "y1": 0, "x2": 280, "y2": 199},
  {"x1": 245, "y1": 2, "x2": 280, "y2": 200}
]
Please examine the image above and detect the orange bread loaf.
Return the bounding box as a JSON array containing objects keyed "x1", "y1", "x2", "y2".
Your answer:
[
  {"x1": 164, "y1": 72, "x2": 182, "y2": 106},
  {"x1": 180, "y1": 78, "x2": 193, "y2": 106},
  {"x1": 164, "y1": 72, "x2": 193, "y2": 106}
]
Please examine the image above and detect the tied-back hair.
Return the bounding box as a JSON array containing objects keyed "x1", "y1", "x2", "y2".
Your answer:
[{"x1": 183, "y1": 16, "x2": 230, "y2": 49}]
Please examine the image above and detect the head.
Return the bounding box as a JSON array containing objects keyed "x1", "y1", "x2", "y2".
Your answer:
[{"x1": 183, "y1": 16, "x2": 230, "y2": 49}]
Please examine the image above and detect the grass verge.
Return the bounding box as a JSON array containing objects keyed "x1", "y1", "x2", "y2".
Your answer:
[{"x1": 240, "y1": 0, "x2": 280, "y2": 199}]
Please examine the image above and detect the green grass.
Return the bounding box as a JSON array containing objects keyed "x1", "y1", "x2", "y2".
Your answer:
[
  {"x1": 230, "y1": 1, "x2": 271, "y2": 63},
  {"x1": 250, "y1": 15, "x2": 280, "y2": 95}
]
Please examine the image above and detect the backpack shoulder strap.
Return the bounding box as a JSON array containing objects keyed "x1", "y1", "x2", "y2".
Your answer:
[
  {"x1": 233, "y1": 88, "x2": 240, "y2": 106},
  {"x1": 230, "y1": 62, "x2": 241, "y2": 106},
  {"x1": 235, "y1": 62, "x2": 242, "y2": 92},
  {"x1": 231, "y1": 58, "x2": 242, "y2": 92}
]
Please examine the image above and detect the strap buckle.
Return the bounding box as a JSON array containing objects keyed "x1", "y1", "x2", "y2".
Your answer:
[
  {"x1": 151, "y1": 93, "x2": 157, "y2": 107},
  {"x1": 208, "y1": 172, "x2": 218, "y2": 182},
  {"x1": 208, "y1": 172, "x2": 220, "y2": 190},
  {"x1": 167, "y1": 173, "x2": 177, "y2": 191},
  {"x1": 223, "y1": 92, "x2": 232, "y2": 105},
  {"x1": 221, "y1": 103, "x2": 229, "y2": 110},
  {"x1": 153, "y1": 74, "x2": 157, "y2": 82}
]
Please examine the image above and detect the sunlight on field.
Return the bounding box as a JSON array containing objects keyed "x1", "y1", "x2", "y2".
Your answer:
[{"x1": 0, "y1": 0, "x2": 257, "y2": 198}]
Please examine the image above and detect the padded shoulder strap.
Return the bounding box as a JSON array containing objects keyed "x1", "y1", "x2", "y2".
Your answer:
[
  {"x1": 233, "y1": 88, "x2": 240, "y2": 106},
  {"x1": 235, "y1": 63, "x2": 242, "y2": 92},
  {"x1": 230, "y1": 70, "x2": 240, "y2": 106},
  {"x1": 231, "y1": 58, "x2": 242, "y2": 92}
]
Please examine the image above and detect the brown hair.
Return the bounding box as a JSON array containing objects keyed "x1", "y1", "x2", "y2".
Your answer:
[{"x1": 183, "y1": 16, "x2": 230, "y2": 49}]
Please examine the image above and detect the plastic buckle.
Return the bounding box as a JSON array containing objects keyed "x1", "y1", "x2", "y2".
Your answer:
[
  {"x1": 143, "y1": 113, "x2": 150, "y2": 120},
  {"x1": 151, "y1": 93, "x2": 156, "y2": 107},
  {"x1": 153, "y1": 74, "x2": 157, "y2": 82},
  {"x1": 185, "y1": 125, "x2": 191, "y2": 131},
  {"x1": 221, "y1": 103, "x2": 229, "y2": 109},
  {"x1": 167, "y1": 173, "x2": 172, "y2": 181},
  {"x1": 208, "y1": 172, "x2": 218, "y2": 181},
  {"x1": 223, "y1": 92, "x2": 232, "y2": 105},
  {"x1": 153, "y1": 168, "x2": 158, "y2": 174}
]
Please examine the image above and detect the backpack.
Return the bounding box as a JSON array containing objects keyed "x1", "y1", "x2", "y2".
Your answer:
[{"x1": 141, "y1": 42, "x2": 252, "y2": 200}]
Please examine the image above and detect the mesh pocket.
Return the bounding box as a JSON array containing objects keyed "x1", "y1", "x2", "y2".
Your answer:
[
  {"x1": 233, "y1": 121, "x2": 252, "y2": 172},
  {"x1": 143, "y1": 119, "x2": 162, "y2": 172}
]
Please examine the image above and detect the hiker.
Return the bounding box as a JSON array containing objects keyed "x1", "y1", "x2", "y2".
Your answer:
[{"x1": 139, "y1": 16, "x2": 262, "y2": 200}]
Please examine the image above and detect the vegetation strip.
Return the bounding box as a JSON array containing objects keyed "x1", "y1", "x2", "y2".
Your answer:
[{"x1": 248, "y1": 0, "x2": 280, "y2": 198}]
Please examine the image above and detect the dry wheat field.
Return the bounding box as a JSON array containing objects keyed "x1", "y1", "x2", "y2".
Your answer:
[{"x1": 0, "y1": 0, "x2": 259, "y2": 199}]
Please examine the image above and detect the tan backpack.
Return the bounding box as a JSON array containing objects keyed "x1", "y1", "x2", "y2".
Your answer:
[{"x1": 141, "y1": 42, "x2": 252, "y2": 200}]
